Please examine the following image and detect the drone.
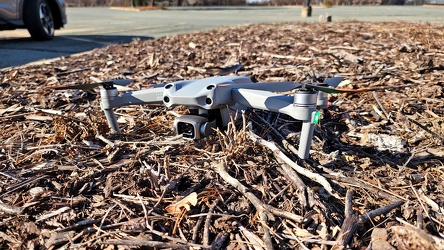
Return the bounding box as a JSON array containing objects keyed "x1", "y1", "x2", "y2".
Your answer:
[{"x1": 49, "y1": 69, "x2": 374, "y2": 159}]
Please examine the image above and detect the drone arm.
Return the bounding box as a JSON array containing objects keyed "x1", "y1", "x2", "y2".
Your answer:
[
  {"x1": 232, "y1": 88, "x2": 318, "y2": 159},
  {"x1": 100, "y1": 87, "x2": 165, "y2": 133},
  {"x1": 231, "y1": 88, "x2": 313, "y2": 121},
  {"x1": 103, "y1": 88, "x2": 165, "y2": 109},
  {"x1": 231, "y1": 88, "x2": 291, "y2": 113}
]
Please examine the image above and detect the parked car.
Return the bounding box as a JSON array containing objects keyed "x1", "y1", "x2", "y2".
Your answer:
[{"x1": 0, "y1": 0, "x2": 67, "y2": 40}]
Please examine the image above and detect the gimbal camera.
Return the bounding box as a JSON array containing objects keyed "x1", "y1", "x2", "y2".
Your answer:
[{"x1": 51, "y1": 75, "x2": 350, "y2": 159}]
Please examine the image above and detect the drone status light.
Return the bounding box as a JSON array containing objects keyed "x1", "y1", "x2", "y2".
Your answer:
[{"x1": 312, "y1": 111, "x2": 321, "y2": 124}]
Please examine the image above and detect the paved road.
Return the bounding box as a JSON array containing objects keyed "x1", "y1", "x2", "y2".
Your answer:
[{"x1": 1, "y1": 6, "x2": 443, "y2": 69}]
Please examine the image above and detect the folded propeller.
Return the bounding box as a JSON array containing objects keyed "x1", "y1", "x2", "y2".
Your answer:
[{"x1": 47, "y1": 78, "x2": 135, "y2": 90}]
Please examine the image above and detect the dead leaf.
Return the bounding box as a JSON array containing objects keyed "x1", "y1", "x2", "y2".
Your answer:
[{"x1": 165, "y1": 192, "x2": 198, "y2": 214}]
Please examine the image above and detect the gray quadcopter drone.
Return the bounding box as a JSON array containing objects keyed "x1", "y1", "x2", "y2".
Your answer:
[{"x1": 50, "y1": 72, "x2": 371, "y2": 159}]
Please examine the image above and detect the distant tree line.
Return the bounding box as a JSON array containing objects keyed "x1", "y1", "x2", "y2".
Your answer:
[{"x1": 65, "y1": 0, "x2": 427, "y2": 6}]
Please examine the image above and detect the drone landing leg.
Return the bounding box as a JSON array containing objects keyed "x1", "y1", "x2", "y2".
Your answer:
[
  {"x1": 103, "y1": 108, "x2": 120, "y2": 134},
  {"x1": 99, "y1": 87, "x2": 122, "y2": 134},
  {"x1": 298, "y1": 122, "x2": 315, "y2": 159}
]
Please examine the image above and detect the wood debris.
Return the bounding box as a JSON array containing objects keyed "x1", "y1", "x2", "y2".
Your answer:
[{"x1": 1, "y1": 21, "x2": 444, "y2": 249}]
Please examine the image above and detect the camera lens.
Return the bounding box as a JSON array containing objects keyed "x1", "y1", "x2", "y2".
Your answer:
[{"x1": 177, "y1": 122, "x2": 195, "y2": 139}]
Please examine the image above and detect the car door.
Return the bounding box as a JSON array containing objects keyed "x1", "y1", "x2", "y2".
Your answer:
[{"x1": 0, "y1": 0, "x2": 19, "y2": 20}]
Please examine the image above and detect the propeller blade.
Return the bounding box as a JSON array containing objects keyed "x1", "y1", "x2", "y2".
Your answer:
[
  {"x1": 302, "y1": 84, "x2": 339, "y2": 93},
  {"x1": 335, "y1": 84, "x2": 414, "y2": 93},
  {"x1": 218, "y1": 64, "x2": 243, "y2": 76},
  {"x1": 48, "y1": 78, "x2": 135, "y2": 90},
  {"x1": 105, "y1": 79, "x2": 134, "y2": 86},
  {"x1": 47, "y1": 82, "x2": 102, "y2": 90},
  {"x1": 323, "y1": 77, "x2": 346, "y2": 88},
  {"x1": 305, "y1": 83, "x2": 413, "y2": 94}
]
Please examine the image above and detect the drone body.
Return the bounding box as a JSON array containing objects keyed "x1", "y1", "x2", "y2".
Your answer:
[
  {"x1": 50, "y1": 73, "x2": 358, "y2": 159},
  {"x1": 96, "y1": 75, "x2": 331, "y2": 159},
  {"x1": 50, "y1": 71, "x2": 409, "y2": 159}
]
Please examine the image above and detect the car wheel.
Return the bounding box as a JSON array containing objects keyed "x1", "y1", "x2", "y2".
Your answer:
[{"x1": 24, "y1": 0, "x2": 55, "y2": 40}]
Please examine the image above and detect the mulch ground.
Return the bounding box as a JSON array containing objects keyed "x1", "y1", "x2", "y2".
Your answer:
[{"x1": 1, "y1": 21, "x2": 444, "y2": 249}]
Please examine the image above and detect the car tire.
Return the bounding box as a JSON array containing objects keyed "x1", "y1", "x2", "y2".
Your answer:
[{"x1": 24, "y1": 0, "x2": 55, "y2": 40}]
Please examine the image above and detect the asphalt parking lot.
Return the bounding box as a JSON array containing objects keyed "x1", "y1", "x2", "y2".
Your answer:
[{"x1": 1, "y1": 6, "x2": 443, "y2": 69}]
